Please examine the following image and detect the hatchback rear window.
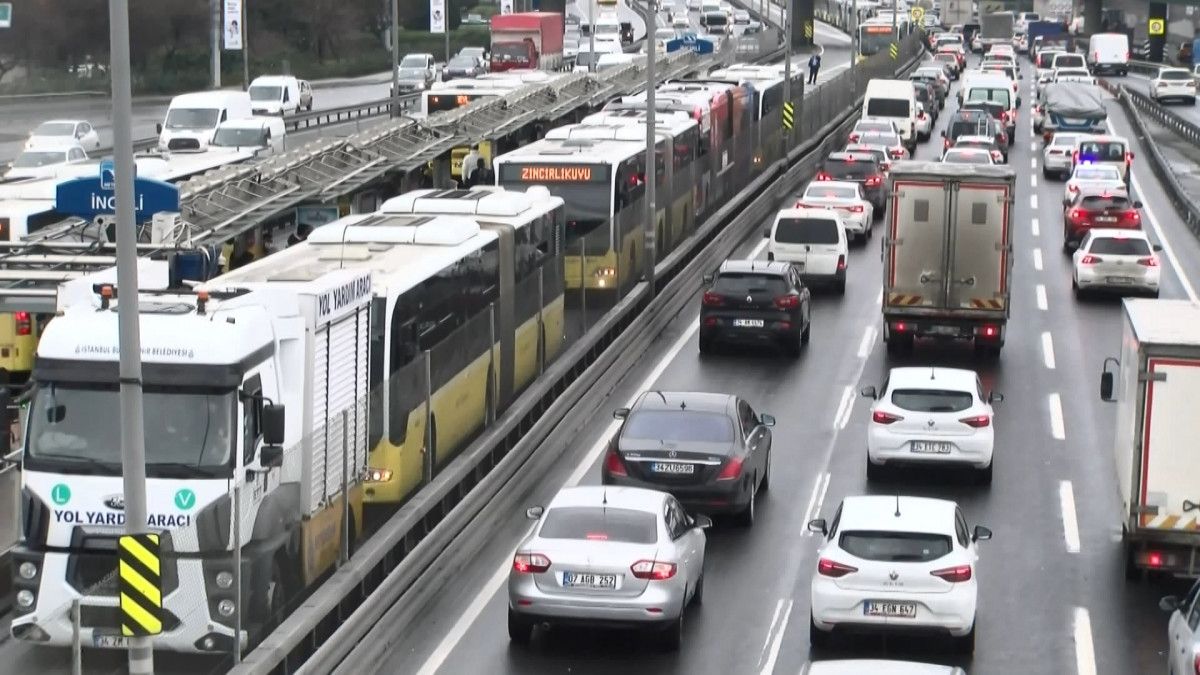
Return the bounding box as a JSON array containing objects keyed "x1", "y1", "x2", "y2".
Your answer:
[
  {"x1": 890, "y1": 389, "x2": 974, "y2": 412},
  {"x1": 1073, "y1": 166, "x2": 1121, "y2": 180},
  {"x1": 1089, "y1": 237, "x2": 1151, "y2": 256},
  {"x1": 839, "y1": 531, "x2": 953, "y2": 562},
  {"x1": 1080, "y1": 195, "x2": 1131, "y2": 210},
  {"x1": 540, "y1": 507, "x2": 658, "y2": 544},
  {"x1": 622, "y1": 410, "x2": 735, "y2": 443},
  {"x1": 774, "y1": 217, "x2": 840, "y2": 244},
  {"x1": 949, "y1": 120, "x2": 993, "y2": 139},
  {"x1": 1055, "y1": 55, "x2": 1085, "y2": 68},
  {"x1": 825, "y1": 158, "x2": 880, "y2": 179},
  {"x1": 967, "y1": 88, "x2": 1011, "y2": 108}
]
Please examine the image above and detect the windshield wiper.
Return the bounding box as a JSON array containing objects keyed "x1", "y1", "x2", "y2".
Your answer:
[
  {"x1": 148, "y1": 462, "x2": 224, "y2": 478},
  {"x1": 39, "y1": 454, "x2": 117, "y2": 474}
]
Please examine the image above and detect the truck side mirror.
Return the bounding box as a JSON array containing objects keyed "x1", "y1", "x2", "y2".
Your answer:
[
  {"x1": 262, "y1": 403, "x2": 286, "y2": 445},
  {"x1": 260, "y1": 444, "x2": 284, "y2": 468},
  {"x1": 1100, "y1": 357, "x2": 1119, "y2": 402}
]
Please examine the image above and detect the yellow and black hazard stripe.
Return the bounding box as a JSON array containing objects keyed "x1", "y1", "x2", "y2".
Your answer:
[
  {"x1": 782, "y1": 102, "x2": 794, "y2": 131},
  {"x1": 119, "y1": 533, "x2": 163, "y2": 636},
  {"x1": 887, "y1": 293, "x2": 924, "y2": 306},
  {"x1": 970, "y1": 298, "x2": 1005, "y2": 310}
]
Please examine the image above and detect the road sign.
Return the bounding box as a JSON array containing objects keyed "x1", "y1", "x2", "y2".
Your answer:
[
  {"x1": 56, "y1": 175, "x2": 179, "y2": 222},
  {"x1": 0, "y1": 3, "x2": 10, "y2": 28},
  {"x1": 118, "y1": 533, "x2": 163, "y2": 637},
  {"x1": 1148, "y1": 18, "x2": 1165, "y2": 36},
  {"x1": 666, "y1": 34, "x2": 715, "y2": 54},
  {"x1": 782, "y1": 102, "x2": 795, "y2": 130},
  {"x1": 910, "y1": 6, "x2": 925, "y2": 23}
]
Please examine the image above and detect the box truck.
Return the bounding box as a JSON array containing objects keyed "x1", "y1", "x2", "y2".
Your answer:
[{"x1": 490, "y1": 12, "x2": 565, "y2": 72}]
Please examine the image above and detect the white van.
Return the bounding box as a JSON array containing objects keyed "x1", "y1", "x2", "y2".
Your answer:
[
  {"x1": 862, "y1": 79, "x2": 917, "y2": 152},
  {"x1": 209, "y1": 117, "x2": 287, "y2": 156},
  {"x1": 766, "y1": 207, "x2": 849, "y2": 294},
  {"x1": 248, "y1": 75, "x2": 307, "y2": 115},
  {"x1": 157, "y1": 91, "x2": 253, "y2": 152},
  {"x1": 1087, "y1": 33, "x2": 1130, "y2": 76}
]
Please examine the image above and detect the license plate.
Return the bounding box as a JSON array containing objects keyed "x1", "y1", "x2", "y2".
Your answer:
[
  {"x1": 563, "y1": 571, "x2": 619, "y2": 589},
  {"x1": 1095, "y1": 216, "x2": 1117, "y2": 223},
  {"x1": 1107, "y1": 276, "x2": 1133, "y2": 285},
  {"x1": 732, "y1": 319, "x2": 764, "y2": 328},
  {"x1": 865, "y1": 601, "x2": 918, "y2": 618},
  {"x1": 911, "y1": 441, "x2": 952, "y2": 454},
  {"x1": 929, "y1": 325, "x2": 958, "y2": 336},
  {"x1": 93, "y1": 635, "x2": 127, "y2": 648},
  {"x1": 652, "y1": 462, "x2": 696, "y2": 474}
]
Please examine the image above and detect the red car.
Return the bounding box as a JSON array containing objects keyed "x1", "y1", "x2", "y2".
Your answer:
[{"x1": 1062, "y1": 187, "x2": 1143, "y2": 251}]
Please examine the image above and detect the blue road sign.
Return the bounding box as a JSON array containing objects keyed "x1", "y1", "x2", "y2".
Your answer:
[
  {"x1": 99, "y1": 159, "x2": 115, "y2": 190},
  {"x1": 56, "y1": 176, "x2": 179, "y2": 222},
  {"x1": 666, "y1": 34, "x2": 714, "y2": 54}
]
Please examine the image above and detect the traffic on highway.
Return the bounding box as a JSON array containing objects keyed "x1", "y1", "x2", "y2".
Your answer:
[{"x1": 3, "y1": 1, "x2": 1200, "y2": 674}]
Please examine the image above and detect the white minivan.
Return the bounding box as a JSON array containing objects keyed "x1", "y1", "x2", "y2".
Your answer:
[
  {"x1": 209, "y1": 117, "x2": 287, "y2": 156},
  {"x1": 766, "y1": 207, "x2": 849, "y2": 294},
  {"x1": 248, "y1": 75, "x2": 310, "y2": 115},
  {"x1": 862, "y1": 79, "x2": 917, "y2": 152},
  {"x1": 157, "y1": 91, "x2": 253, "y2": 152},
  {"x1": 1087, "y1": 33, "x2": 1130, "y2": 76}
]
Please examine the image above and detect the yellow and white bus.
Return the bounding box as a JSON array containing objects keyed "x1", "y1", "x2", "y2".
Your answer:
[
  {"x1": 217, "y1": 186, "x2": 565, "y2": 505},
  {"x1": 857, "y1": 20, "x2": 900, "y2": 62}
]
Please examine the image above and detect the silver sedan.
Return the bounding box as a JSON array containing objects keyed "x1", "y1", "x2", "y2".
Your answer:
[{"x1": 508, "y1": 485, "x2": 710, "y2": 650}]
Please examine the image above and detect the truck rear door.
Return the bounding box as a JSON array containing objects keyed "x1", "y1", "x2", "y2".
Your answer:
[
  {"x1": 1139, "y1": 358, "x2": 1200, "y2": 532},
  {"x1": 947, "y1": 181, "x2": 1009, "y2": 311},
  {"x1": 886, "y1": 179, "x2": 948, "y2": 310}
]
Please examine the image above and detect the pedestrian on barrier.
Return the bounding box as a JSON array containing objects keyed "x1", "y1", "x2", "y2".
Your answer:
[
  {"x1": 471, "y1": 158, "x2": 494, "y2": 187},
  {"x1": 807, "y1": 49, "x2": 822, "y2": 85}
]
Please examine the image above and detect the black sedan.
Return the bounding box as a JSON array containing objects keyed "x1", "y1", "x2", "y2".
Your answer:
[
  {"x1": 601, "y1": 391, "x2": 775, "y2": 525},
  {"x1": 698, "y1": 259, "x2": 812, "y2": 357},
  {"x1": 442, "y1": 55, "x2": 485, "y2": 79}
]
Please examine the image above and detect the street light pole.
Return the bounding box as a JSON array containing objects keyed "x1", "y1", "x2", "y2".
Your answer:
[
  {"x1": 782, "y1": 0, "x2": 791, "y2": 105},
  {"x1": 589, "y1": 0, "x2": 596, "y2": 71},
  {"x1": 391, "y1": 0, "x2": 400, "y2": 112},
  {"x1": 107, "y1": 0, "x2": 153, "y2": 672},
  {"x1": 644, "y1": 0, "x2": 657, "y2": 296},
  {"x1": 241, "y1": 0, "x2": 250, "y2": 89}
]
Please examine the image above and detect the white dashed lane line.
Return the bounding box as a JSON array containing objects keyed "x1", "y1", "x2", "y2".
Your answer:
[
  {"x1": 1048, "y1": 393, "x2": 1066, "y2": 440},
  {"x1": 1060, "y1": 480, "x2": 1081, "y2": 554},
  {"x1": 1033, "y1": 248, "x2": 1043, "y2": 271},
  {"x1": 1042, "y1": 331, "x2": 1056, "y2": 370},
  {"x1": 1036, "y1": 284, "x2": 1048, "y2": 310},
  {"x1": 1074, "y1": 607, "x2": 1097, "y2": 675},
  {"x1": 1032, "y1": 217, "x2": 1040, "y2": 237}
]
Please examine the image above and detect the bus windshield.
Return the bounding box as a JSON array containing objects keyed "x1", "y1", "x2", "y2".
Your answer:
[
  {"x1": 498, "y1": 163, "x2": 613, "y2": 249},
  {"x1": 858, "y1": 25, "x2": 896, "y2": 56}
]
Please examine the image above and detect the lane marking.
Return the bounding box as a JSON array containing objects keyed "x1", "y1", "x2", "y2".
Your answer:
[
  {"x1": 1074, "y1": 607, "x2": 1097, "y2": 675},
  {"x1": 1048, "y1": 393, "x2": 1066, "y2": 440},
  {"x1": 758, "y1": 599, "x2": 785, "y2": 657},
  {"x1": 1030, "y1": 140, "x2": 1037, "y2": 152},
  {"x1": 1130, "y1": 170, "x2": 1199, "y2": 302},
  {"x1": 856, "y1": 324, "x2": 877, "y2": 359},
  {"x1": 1031, "y1": 194, "x2": 1038, "y2": 210},
  {"x1": 801, "y1": 472, "x2": 832, "y2": 537},
  {"x1": 1033, "y1": 248, "x2": 1043, "y2": 271},
  {"x1": 1036, "y1": 284, "x2": 1048, "y2": 311},
  {"x1": 1042, "y1": 331, "x2": 1056, "y2": 370},
  {"x1": 1060, "y1": 480, "x2": 1081, "y2": 554},
  {"x1": 758, "y1": 599, "x2": 794, "y2": 675},
  {"x1": 834, "y1": 385, "x2": 855, "y2": 430},
  {"x1": 1032, "y1": 217, "x2": 1040, "y2": 237},
  {"x1": 1030, "y1": 157, "x2": 1037, "y2": 170},
  {"x1": 1031, "y1": 175, "x2": 1038, "y2": 189},
  {"x1": 415, "y1": 238, "x2": 772, "y2": 675}
]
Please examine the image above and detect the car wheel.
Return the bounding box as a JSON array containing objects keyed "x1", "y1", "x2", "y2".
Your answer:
[
  {"x1": 661, "y1": 610, "x2": 684, "y2": 651},
  {"x1": 801, "y1": 321, "x2": 811, "y2": 345},
  {"x1": 954, "y1": 623, "x2": 976, "y2": 655},
  {"x1": 699, "y1": 335, "x2": 714, "y2": 355},
  {"x1": 692, "y1": 570, "x2": 704, "y2": 605},
  {"x1": 739, "y1": 483, "x2": 756, "y2": 527},
  {"x1": 976, "y1": 461, "x2": 993, "y2": 486},
  {"x1": 784, "y1": 334, "x2": 801, "y2": 359},
  {"x1": 1073, "y1": 279, "x2": 1086, "y2": 300},
  {"x1": 835, "y1": 278, "x2": 846, "y2": 296},
  {"x1": 1042, "y1": 166, "x2": 1052, "y2": 178},
  {"x1": 508, "y1": 608, "x2": 533, "y2": 645},
  {"x1": 809, "y1": 613, "x2": 831, "y2": 651},
  {"x1": 760, "y1": 452, "x2": 771, "y2": 492},
  {"x1": 866, "y1": 454, "x2": 885, "y2": 481}
]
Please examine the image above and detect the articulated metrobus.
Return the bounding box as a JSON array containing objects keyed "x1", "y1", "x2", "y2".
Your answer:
[
  {"x1": 216, "y1": 186, "x2": 565, "y2": 505},
  {"x1": 857, "y1": 21, "x2": 901, "y2": 62},
  {"x1": 709, "y1": 63, "x2": 804, "y2": 165}
]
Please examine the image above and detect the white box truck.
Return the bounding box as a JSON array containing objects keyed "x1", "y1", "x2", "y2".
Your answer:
[
  {"x1": 9, "y1": 266, "x2": 371, "y2": 653},
  {"x1": 1100, "y1": 298, "x2": 1200, "y2": 579},
  {"x1": 881, "y1": 161, "x2": 1015, "y2": 358}
]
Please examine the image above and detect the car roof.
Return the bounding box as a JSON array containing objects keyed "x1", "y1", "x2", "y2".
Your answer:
[
  {"x1": 1071, "y1": 164, "x2": 1121, "y2": 175},
  {"x1": 837, "y1": 495, "x2": 958, "y2": 535},
  {"x1": 1086, "y1": 228, "x2": 1150, "y2": 241},
  {"x1": 633, "y1": 390, "x2": 735, "y2": 414},
  {"x1": 779, "y1": 206, "x2": 843, "y2": 221},
  {"x1": 1074, "y1": 134, "x2": 1128, "y2": 144},
  {"x1": 806, "y1": 660, "x2": 965, "y2": 675},
  {"x1": 546, "y1": 485, "x2": 668, "y2": 512},
  {"x1": 887, "y1": 366, "x2": 978, "y2": 391},
  {"x1": 805, "y1": 180, "x2": 860, "y2": 192},
  {"x1": 1158, "y1": 67, "x2": 1191, "y2": 75}
]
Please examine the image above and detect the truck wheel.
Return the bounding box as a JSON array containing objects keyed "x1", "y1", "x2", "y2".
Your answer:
[{"x1": 973, "y1": 342, "x2": 1001, "y2": 361}]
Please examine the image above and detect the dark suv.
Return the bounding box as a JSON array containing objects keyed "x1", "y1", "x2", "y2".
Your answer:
[
  {"x1": 816, "y1": 151, "x2": 886, "y2": 210},
  {"x1": 943, "y1": 111, "x2": 1006, "y2": 159},
  {"x1": 699, "y1": 260, "x2": 812, "y2": 357}
]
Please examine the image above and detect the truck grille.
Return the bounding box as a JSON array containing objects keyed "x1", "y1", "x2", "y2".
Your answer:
[
  {"x1": 66, "y1": 531, "x2": 180, "y2": 596},
  {"x1": 167, "y1": 138, "x2": 200, "y2": 151},
  {"x1": 81, "y1": 605, "x2": 182, "y2": 631}
]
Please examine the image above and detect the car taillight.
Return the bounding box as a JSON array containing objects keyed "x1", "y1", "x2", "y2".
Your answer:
[
  {"x1": 918, "y1": 111, "x2": 927, "y2": 120},
  {"x1": 1138, "y1": 256, "x2": 1159, "y2": 267},
  {"x1": 631, "y1": 560, "x2": 677, "y2": 580},
  {"x1": 774, "y1": 294, "x2": 800, "y2": 309},
  {"x1": 1071, "y1": 209, "x2": 1085, "y2": 221},
  {"x1": 991, "y1": 150, "x2": 1002, "y2": 162},
  {"x1": 890, "y1": 149, "x2": 904, "y2": 159},
  {"x1": 872, "y1": 410, "x2": 903, "y2": 424},
  {"x1": 849, "y1": 133, "x2": 859, "y2": 142},
  {"x1": 836, "y1": 254, "x2": 846, "y2": 271},
  {"x1": 604, "y1": 446, "x2": 628, "y2": 476},
  {"x1": 513, "y1": 553, "x2": 551, "y2": 574},
  {"x1": 865, "y1": 175, "x2": 882, "y2": 187},
  {"x1": 930, "y1": 564, "x2": 973, "y2": 583},
  {"x1": 1001, "y1": 111, "x2": 1009, "y2": 123},
  {"x1": 816, "y1": 172, "x2": 832, "y2": 181},
  {"x1": 702, "y1": 291, "x2": 724, "y2": 306},
  {"x1": 1072, "y1": 150, "x2": 1080, "y2": 163},
  {"x1": 959, "y1": 414, "x2": 990, "y2": 428},
  {"x1": 1128, "y1": 211, "x2": 1141, "y2": 223},
  {"x1": 817, "y1": 558, "x2": 858, "y2": 578},
  {"x1": 1193, "y1": 653, "x2": 1200, "y2": 675},
  {"x1": 944, "y1": 138, "x2": 951, "y2": 150},
  {"x1": 14, "y1": 311, "x2": 31, "y2": 336},
  {"x1": 847, "y1": 205, "x2": 863, "y2": 213},
  {"x1": 716, "y1": 456, "x2": 744, "y2": 481},
  {"x1": 1080, "y1": 254, "x2": 1101, "y2": 265},
  {"x1": 1068, "y1": 184, "x2": 1079, "y2": 193},
  {"x1": 1125, "y1": 151, "x2": 1133, "y2": 164}
]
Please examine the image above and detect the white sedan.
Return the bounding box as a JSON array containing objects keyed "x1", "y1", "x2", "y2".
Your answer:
[
  {"x1": 1072, "y1": 229, "x2": 1161, "y2": 298},
  {"x1": 915, "y1": 102, "x2": 933, "y2": 141},
  {"x1": 860, "y1": 367, "x2": 1001, "y2": 484},
  {"x1": 808, "y1": 495, "x2": 992, "y2": 654},
  {"x1": 1041, "y1": 132, "x2": 1083, "y2": 179},
  {"x1": 1151, "y1": 67, "x2": 1198, "y2": 105},
  {"x1": 795, "y1": 180, "x2": 874, "y2": 241},
  {"x1": 1063, "y1": 164, "x2": 1124, "y2": 206},
  {"x1": 4, "y1": 144, "x2": 90, "y2": 179},
  {"x1": 26, "y1": 119, "x2": 101, "y2": 152}
]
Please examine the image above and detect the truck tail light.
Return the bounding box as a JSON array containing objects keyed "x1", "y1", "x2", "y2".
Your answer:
[{"x1": 14, "y1": 311, "x2": 31, "y2": 336}]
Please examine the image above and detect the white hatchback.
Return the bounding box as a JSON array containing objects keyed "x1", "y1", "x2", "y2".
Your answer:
[
  {"x1": 860, "y1": 367, "x2": 1002, "y2": 483},
  {"x1": 1072, "y1": 229, "x2": 1161, "y2": 298},
  {"x1": 795, "y1": 181, "x2": 874, "y2": 242},
  {"x1": 808, "y1": 495, "x2": 992, "y2": 654}
]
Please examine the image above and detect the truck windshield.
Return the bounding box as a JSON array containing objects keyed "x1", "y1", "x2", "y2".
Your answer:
[
  {"x1": 26, "y1": 382, "x2": 235, "y2": 477},
  {"x1": 492, "y1": 43, "x2": 530, "y2": 62},
  {"x1": 164, "y1": 108, "x2": 220, "y2": 130},
  {"x1": 249, "y1": 85, "x2": 282, "y2": 101},
  {"x1": 212, "y1": 128, "x2": 267, "y2": 147},
  {"x1": 400, "y1": 55, "x2": 428, "y2": 68}
]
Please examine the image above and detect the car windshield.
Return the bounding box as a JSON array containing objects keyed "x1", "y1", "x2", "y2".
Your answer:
[
  {"x1": 1055, "y1": 55, "x2": 1085, "y2": 68},
  {"x1": 12, "y1": 151, "x2": 65, "y2": 168},
  {"x1": 825, "y1": 158, "x2": 879, "y2": 179},
  {"x1": 890, "y1": 388, "x2": 974, "y2": 413},
  {"x1": 805, "y1": 185, "x2": 858, "y2": 200},
  {"x1": 1074, "y1": 166, "x2": 1121, "y2": 181},
  {"x1": 26, "y1": 382, "x2": 235, "y2": 476},
  {"x1": 839, "y1": 530, "x2": 953, "y2": 562},
  {"x1": 774, "y1": 217, "x2": 840, "y2": 244},
  {"x1": 967, "y1": 88, "x2": 1011, "y2": 108},
  {"x1": 400, "y1": 55, "x2": 428, "y2": 68},
  {"x1": 460, "y1": 48, "x2": 485, "y2": 58},
  {"x1": 539, "y1": 506, "x2": 658, "y2": 544},
  {"x1": 212, "y1": 127, "x2": 267, "y2": 147},
  {"x1": 1080, "y1": 195, "x2": 1131, "y2": 210},
  {"x1": 1038, "y1": 52, "x2": 1063, "y2": 67},
  {"x1": 248, "y1": 85, "x2": 282, "y2": 101},
  {"x1": 1160, "y1": 70, "x2": 1192, "y2": 81},
  {"x1": 916, "y1": 69, "x2": 943, "y2": 79},
  {"x1": 622, "y1": 410, "x2": 735, "y2": 443},
  {"x1": 34, "y1": 122, "x2": 76, "y2": 136},
  {"x1": 493, "y1": 43, "x2": 530, "y2": 61},
  {"x1": 1089, "y1": 237, "x2": 1151, "y2": 256},
  {"x1": 949, "y1": 119, "x2": 993, "y2": 139},
  {"x1": 164, "y1": 107, "x2": 220, "y2": 129}
]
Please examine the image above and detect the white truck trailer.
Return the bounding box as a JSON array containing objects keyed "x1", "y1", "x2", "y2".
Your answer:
[
  {"x1": 9, "y1": 266, "x2": 371, "y2": 653},
  {"x1": 1100, "y1": 298, "x2": 1200, "y2": 579}
]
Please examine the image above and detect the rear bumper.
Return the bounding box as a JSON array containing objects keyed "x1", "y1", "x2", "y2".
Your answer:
[
  {"x1": 601, "y1": 473, "x2": 752, "y2": 515},
  {"x1": 509, "y1": 579, "x2": 686, "y2": 625},
  {"x1": 811, "y1": 579, "x2": 975, "y2": 637},
  {"x1": 1076, "y1": 267, "x2": 1159, "y2": 292},
  {"x1": 882, "y1": 313, "x2": 1007, "y2": 342}
]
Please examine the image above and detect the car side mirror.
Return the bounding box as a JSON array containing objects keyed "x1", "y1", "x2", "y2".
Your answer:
[
  {"x1": 1133, "y1": 201, "x2": 1143, "y2": 209},
  {"x1": 760, "y1": 414, "x2": 776, "y2": 427},
  {"x1": 859, "y1": 385, "x2": 877, "y2": 399},
  {"x1": 972, "y1": 525, "x2": 992, "y2": 542},
  {"x1": 702, "y1": 273, "x2": 715, "y2": 284},
  {"x1": 262, "y1": 403, "x2": 285, "y2": 446},
  {"x1": 763, "y1": 227, "x2": 771, "y2": 238},
  {"x1": 940, "y1": 130, "x2": 946, "y2": 137},
  {"x1": 1128, "y1": 152, "x2": 1135, "y2": 160},
  {"x1": 47, "y1": 404, "x2": 66, "y2": 424},
  {"x1": 988, "y1": 391, "x2": 1004, "y2": 404},
  {"x1": 156, "y1": 123, "x2": 163, "y2": 134},
  {"x1": 526, "y1": 505, "x2": 544, "y2": 520},
  {"x1": 692, "y1": 514, "x2": 713, "y2": 529},
  {"x1": 260, "y1": 444, "x2": 284, "y2": 468},
  {"x1": 1153, "y1": 244, "x2": 1163, "y2": 252},
  {"x1": 807, "y1": 518, "x2": 827, "y2": 535},
  {"x1": 1160, "y1": 595, "x2": 1182, "y2": 612},
  {"x1": 613, "y1": 407, "x2": 630, "y2": 419}
]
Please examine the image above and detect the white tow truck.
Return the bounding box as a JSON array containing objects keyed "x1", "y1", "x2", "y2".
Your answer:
[
  {"x1": 10, "y1": 263, "x2": 371, "y2": 653},
  {"x1": 1100, "y1": 298, "x2": 1200, "y2": 579}
]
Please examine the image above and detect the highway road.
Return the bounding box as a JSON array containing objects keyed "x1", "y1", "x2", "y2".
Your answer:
[{"x1": 368, "y1": 57, "x2": 1200, "y2": 675}]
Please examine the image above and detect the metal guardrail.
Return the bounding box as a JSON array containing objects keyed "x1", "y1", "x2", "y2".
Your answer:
[{"x1": 231, "y1": 33, "x2": 927, "y2": 675}]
